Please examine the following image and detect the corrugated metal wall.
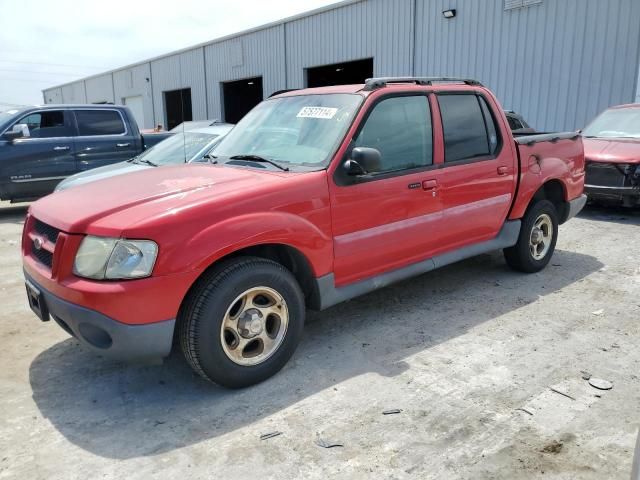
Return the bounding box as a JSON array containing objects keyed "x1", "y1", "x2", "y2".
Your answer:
[
  {"x1": 415, "y1": 0, "x2": 640, "y2": 131},
  {"x1": 60, "y1": 82, "x2": 86, "y2": 103},
  {"x1": 113, "y1": 63, "x2": 154, "y2": 129},
  {"x1": 285, "y1": 0, "x2": 414, "y2": 88},
  {"x1": 150, "y1": 49, "x2": 207, "y2": 127},
  {"x1": 43, "y1": 88, "x2": 63, "y2": 104},
  {"x1": 43, "y1": 0, "x2": 640, "y2": 131},
  {"x1": 84, "y1": 74, "x2": 115, "y2": 104},
  {"x1": 204, "y1": 25, "x2": 286, "y2": 120}
]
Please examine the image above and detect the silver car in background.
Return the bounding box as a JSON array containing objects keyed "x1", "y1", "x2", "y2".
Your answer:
[{"x1": 55, "y1": 123, "x2": 234, "y2": 192}]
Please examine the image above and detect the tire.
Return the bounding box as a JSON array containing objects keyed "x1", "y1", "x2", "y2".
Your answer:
[
  {"x1": 179, "y1": 257, "x2": 305, "y2": 388},
  {"x1": 504, "y1": 199, "x2": 559, "y2": 273}
]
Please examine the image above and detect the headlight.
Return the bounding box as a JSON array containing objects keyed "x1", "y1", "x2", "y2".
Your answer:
[{"x1": 73, "y1": 236, "x2": 158, "y2": 280}]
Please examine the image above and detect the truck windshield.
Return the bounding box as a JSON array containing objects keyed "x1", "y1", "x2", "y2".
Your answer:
[
  {"x1": 0, "y1": 109, "x2": 21, "y2": 125},
  {"x1": 212, "y1": 93, "x2": 363, "y2": 169},
  {"x1": 137, "y1": 132, "x2": 218, "y2": 165},
  {"x1": 583, "y1": 108, "x2": 640, "y2": 139}
]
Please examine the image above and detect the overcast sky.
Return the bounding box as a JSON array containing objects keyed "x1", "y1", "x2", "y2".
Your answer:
[{"x1": 0, "y1": 0, "x2": 340, "y2": 108}]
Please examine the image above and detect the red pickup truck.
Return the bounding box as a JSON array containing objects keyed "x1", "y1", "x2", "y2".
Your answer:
[{"x1": 22, "y1": 78, "x2": 586, "y2": 388}]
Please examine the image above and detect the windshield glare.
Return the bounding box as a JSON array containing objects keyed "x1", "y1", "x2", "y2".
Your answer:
[
  {"x1": 138, "y1": 132, "x2": 217, "y2": 165},
  {"x1": 212, "y1": 93, "x2": 362, "y2": 168},
  {"x1": 583, "y1": 108, "x2": 640, "y2": 139},
  {"x1": 0, "y1": 109, "x2": 21, "y2": 125}
]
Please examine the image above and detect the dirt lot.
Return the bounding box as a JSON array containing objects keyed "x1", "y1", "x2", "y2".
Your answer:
[{"x1": 0, "y1": 201, "x2": 638, "y2": 480}]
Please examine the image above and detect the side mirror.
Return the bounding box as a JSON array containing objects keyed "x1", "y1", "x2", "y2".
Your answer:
[
  {"x1": 344, "y1": 159, "x2": 366, "y2": 176},
  {"x1": 344, "y1": 147, "x2": 382, "y2": 176},
  {"x1": 3, "y1": 124, "x2": 30, "y2": 141}
]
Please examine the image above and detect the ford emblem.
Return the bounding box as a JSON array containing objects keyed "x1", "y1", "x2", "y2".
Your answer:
[{"x1": 33, "y1": 237, "x2": 43, "y2": 250}]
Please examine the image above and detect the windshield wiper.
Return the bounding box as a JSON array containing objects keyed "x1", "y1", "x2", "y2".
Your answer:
[
  {"x1": 228, "y1": 154, "x2": 289, "y2": 171},
  {"x1": 203, "y1": 153, "x2": 218, "y2": 164},
  {"x1": 133, "y1": 157, "x2": 158, "y2": 167}
]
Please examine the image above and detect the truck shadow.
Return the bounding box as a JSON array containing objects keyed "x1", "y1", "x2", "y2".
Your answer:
[
  {"x1": 0, "y1": 202, "x2": 28, "y2": 226},
  {"x1": 579, "y1": 203, "x2": 640, "y2": 225},
  {"x1": 29, "y1": 249, "x2": 602, "y2": 459}
]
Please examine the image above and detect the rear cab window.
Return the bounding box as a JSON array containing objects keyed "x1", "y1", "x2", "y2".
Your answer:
[
  {"x1": 507, "y1": 115, "x2": 523, "y2": 130},
  {"x1": 437, "y1": 94, "x2": 501, "y2": 163},
  {"x1": 74, "y1": 110, "x2": 126, "y2": 136}
]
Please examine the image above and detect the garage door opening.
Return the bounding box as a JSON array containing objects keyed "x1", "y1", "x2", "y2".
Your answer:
[
  {"x1": 306, "y1": 58, "x2": 374, "y2": 88},
  {"x1": 164, "y1": 88, "x2": 192, "y2": 130},
  {"x1": 222, "y1": 77, "x2": 263, "y2": 124}
]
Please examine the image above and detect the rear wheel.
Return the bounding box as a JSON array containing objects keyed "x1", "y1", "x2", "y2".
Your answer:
[
  {"x1": 504, "y1": 199, "x2": 558, "y2": 273},
  {"x1": 179, "y1": 257, "x2": 305, "y2": 388}
]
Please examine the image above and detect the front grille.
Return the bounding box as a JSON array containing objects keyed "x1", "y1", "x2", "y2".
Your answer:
[
  {"x1": 30, "y1": 218, "x2": 60, "y2": 269},
  {"x1": 585, "y1": 161, "x2": 625, "y2": 188},
  {"x1": 32, "y1": 247, "x2": 53, "y2": 267},
  {"x1": 33, "y1": 219, "x2": 60, "y2": 244}
]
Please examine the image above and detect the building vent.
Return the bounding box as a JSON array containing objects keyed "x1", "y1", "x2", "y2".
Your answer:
[{"x1": 505, "y1": 0, "x2": 542, "y2": 10}]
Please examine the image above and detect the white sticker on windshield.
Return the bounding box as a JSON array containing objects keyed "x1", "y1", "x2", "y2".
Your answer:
[{"x1": 297, "y1": 106, "x2": 338, "y2": 119}]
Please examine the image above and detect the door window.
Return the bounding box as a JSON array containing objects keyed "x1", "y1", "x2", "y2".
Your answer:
[
  {"x1": 438, "y1": 94, "x2": 500, "y2": 162},
  {"x1": 75, "y1": 110, "x2": 126, "y2": 136},
  {"x1": 354, "y1": 95, "x2": 433, "y2": 173},
  {"x1": 16, "y1": 111, "x2": 71, "y2": 138}
]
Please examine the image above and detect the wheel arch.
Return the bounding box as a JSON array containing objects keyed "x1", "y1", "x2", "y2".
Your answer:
[
  {"x1": 511, "y1": 178, "x2": 572, "y2": 224},
  {"x1": 177, "y1": 242, "x2": 322, "y2": 331}
]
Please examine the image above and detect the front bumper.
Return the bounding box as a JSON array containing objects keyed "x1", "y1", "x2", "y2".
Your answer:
[
  {"x1": 25, "y1": 272, "x2": 175, "y2": 362},
  {"x1": 585, "y1": 184, "x2": 640, "y2": 204},
  {"x1": 563, "y1": 194, "x2": 588, "y2": 222}
]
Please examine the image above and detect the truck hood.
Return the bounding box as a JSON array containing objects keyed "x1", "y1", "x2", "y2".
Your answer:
[
  {"x1": 55, "y1": 161, "x2": 150, "y2": 192},
  {"x1": 30, "y1": 164, "x2": 290, "y2": 234},
  {"x1": 583, "y1": 137, "x2": 640, "y2": 164}
]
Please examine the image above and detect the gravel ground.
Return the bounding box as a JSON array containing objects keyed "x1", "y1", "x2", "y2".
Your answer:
[{"x1": 0, "y1": 201, "x2": 638, "y2": 479}]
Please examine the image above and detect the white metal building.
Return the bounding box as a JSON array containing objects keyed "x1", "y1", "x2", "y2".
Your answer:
[{"x1": 43, "y1": 0, "x2": 640, "y2": 132}]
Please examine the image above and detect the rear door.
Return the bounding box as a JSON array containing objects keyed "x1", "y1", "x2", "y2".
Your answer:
[
  {"x1": 433, "y1": 92, "x2": 516, "y2": 252},
  {"x1": 1, "y1": 109, "x2": 76, "y2": 200},
  {"x1": 72, "y1": 108, "x2": 138, "y2": 172},
  {"x1": 329, "y1": 93, "x2": 443, "y2": 286}
]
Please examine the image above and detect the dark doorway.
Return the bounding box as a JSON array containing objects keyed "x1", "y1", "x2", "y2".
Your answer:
[
  {"x1": 164, "y1": 88, "x2": 192, "y2": 130},
  {"x1": 222, "y1": 77, "x2": 263, "y2": 124},
  {"x1": 306, "y1": 58, "x2": 374, "y2": 88}
]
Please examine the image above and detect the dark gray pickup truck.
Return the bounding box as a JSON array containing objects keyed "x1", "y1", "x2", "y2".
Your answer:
[{"x1": 0, "y1": 104, "x2": 170, "y2": 202}]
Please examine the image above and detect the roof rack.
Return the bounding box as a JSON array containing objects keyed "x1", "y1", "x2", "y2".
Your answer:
[{"x1": 363, "y1": 77, "x2": 483, "y2": 91}]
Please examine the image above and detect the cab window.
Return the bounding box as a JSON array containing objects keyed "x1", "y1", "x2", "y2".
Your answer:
[
  {"x1": 16, "y1": 110, "x2": 72, "y2": 138},
  {"x1": 354, "y1": 95, "x2": 433, "y2": 173},
  {"x1": 438, "y1": 94, "x2": 500, "y2": 162},
  {"x1": 75, "y1": 110, "x2": 126, "y2": 136}
]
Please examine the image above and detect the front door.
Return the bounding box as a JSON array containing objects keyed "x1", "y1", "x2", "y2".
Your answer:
[
  {"x1": 329, "y1": 94, "x2": 443, "y2": 286},
  {"x1": 2, "y1": 109, "x2": 76, "y2": 200},
  {"x1": 72, "y1": 109, "x2": 138, "y2": 172}
]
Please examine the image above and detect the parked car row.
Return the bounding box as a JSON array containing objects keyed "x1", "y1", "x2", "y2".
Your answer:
[
  {"x1": 0, "y1": 105, "x2": 171, "y2": 202},
  {"x1": 20, "y1": 77, "x2": 587, "y2": 388}
]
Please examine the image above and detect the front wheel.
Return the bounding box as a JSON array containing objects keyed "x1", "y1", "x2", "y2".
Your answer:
[
  {"x1": 179, "y1": 257, "x2": 305, "y2": 388},
  {"x1": 504, "y1": 199, "x2": 559, "y2": 273}
]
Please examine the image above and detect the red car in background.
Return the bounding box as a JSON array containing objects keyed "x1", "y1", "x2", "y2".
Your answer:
[{"x1": 583, "y1": 104, "x2": 640, "y2": 207}]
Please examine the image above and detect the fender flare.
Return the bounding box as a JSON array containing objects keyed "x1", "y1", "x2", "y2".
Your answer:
[{"x1": 172, "y1": 211, "x2": 333, "y2": 276}]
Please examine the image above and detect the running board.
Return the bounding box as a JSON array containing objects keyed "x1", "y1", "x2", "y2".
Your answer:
[{"x1": 314, "y1": 220, "x2": 521, "y2": 310}]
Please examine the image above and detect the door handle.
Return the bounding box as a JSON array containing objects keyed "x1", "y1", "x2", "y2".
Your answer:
[
  {"x1": 116, "y1": 143, "x2": 130, "y2": 148},
  {"x1": 53, "y1": 146, "x2": 70, "y2": 151},
  {"x1": 422, "y1": 179, "x2": 438, "y2": 197},
  {"x1": 497, "y1": 166, "x2": 509, "y2": 175}
]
